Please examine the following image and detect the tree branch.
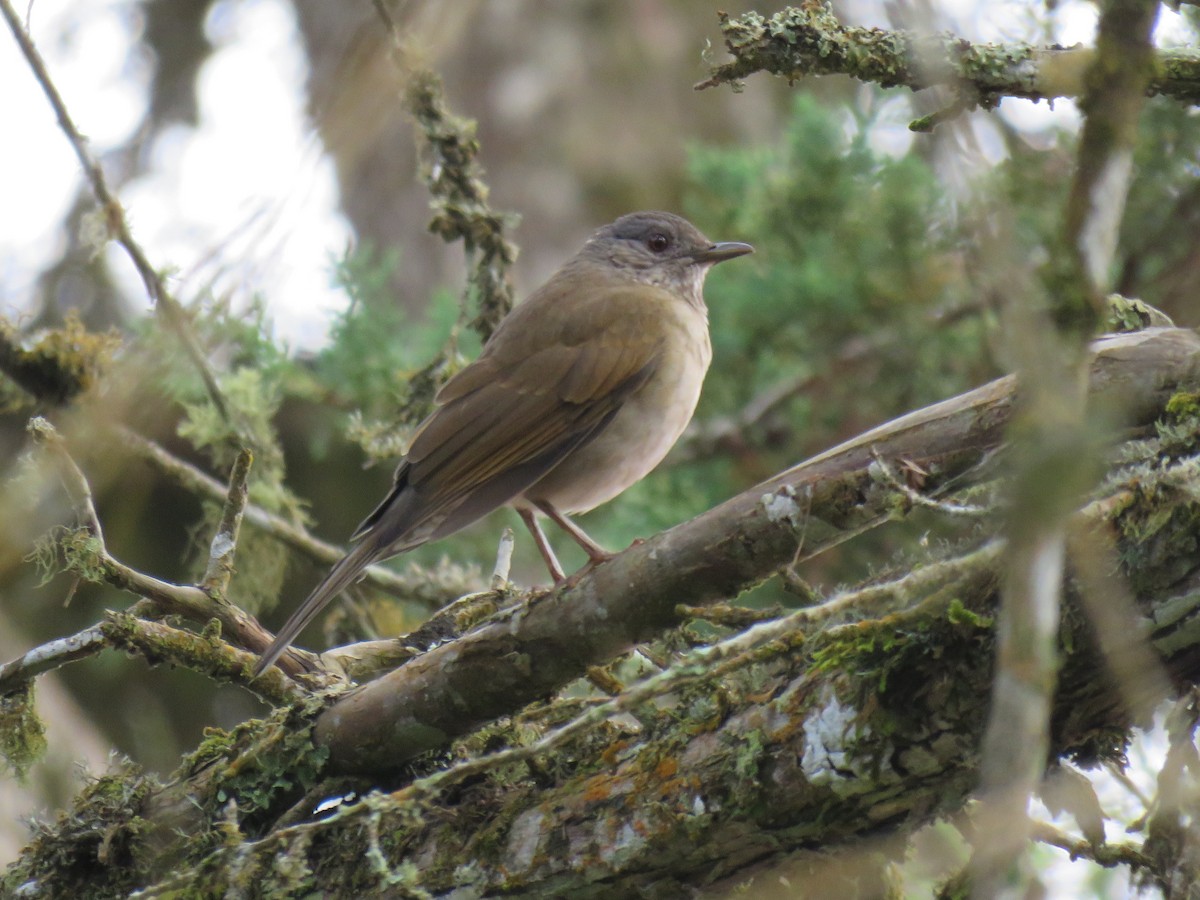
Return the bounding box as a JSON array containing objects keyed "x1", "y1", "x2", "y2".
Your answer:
[
  {"x1": 117, "y1": 442, "x2": 1200, "y2": 893},
  {"x1": 315, "y1": 327, "x2": 1200, "y2": 773},
  {"x1": 372, "y1": 0, "x2": 518, "y2": 343},
  {"x1": 27, "y1": 418, "x2": 317, "y2": 677},
  {"x1": 122, "y1": 429, "x2": 476, "y2": 608},
  {"x1": 697, "y1": 3, "x2": 1200, "y2": 116},
  {"x1": 972, "y1": 0, "x2": 1160, "y2": 890}
]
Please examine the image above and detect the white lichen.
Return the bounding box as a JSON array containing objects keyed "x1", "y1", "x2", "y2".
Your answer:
[{"x1": 800, "y1": 687, "x2": 887, "y2": 795}]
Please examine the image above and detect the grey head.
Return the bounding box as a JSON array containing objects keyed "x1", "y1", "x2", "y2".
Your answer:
[{"x1": 576, "y1": 211, "x2": 753, "y2": 300}]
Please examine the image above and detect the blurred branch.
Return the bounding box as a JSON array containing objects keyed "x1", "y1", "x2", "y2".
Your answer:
[
  {"x1": 1143, "y1": 691, "x2": 1200, "y2": 895},
  {"x1": 0, "y1": 315, "x2": 119, "y2": 406},
  {"x1": 0, "y1": 0, "x2": 233, "y2": 425},
  {"x1": 697, "y1": 4, "x2": 1200, "y2": 118},
  {"x1": 1029, "y1": 821, "x2": 1152, "y2": 872},
  {"x1": 972, "y1": 0, "x2": 1161, "y2": 891},
  {"x1": 372, "y1": 0, "x2": 518, "y2": 343},
  {"x1": 315, "y1": 327, "x2": 1200, "y2": 774},
  {"x1": 27, "y1": 418, "x2": 316, "y2": 677},
  {"x1": 122, "y1": 429, "x2": 475, "y2": 607}
]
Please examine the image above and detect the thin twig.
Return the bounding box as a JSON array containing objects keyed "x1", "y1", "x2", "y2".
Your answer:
[
  {"x1": 490, "y1": 527, "x2": 515, "y2": 589},
  {"x1": 1029, "y1": 820, "x2": 1152, "y2": 871},
  {"x1": 0, "y1": 0, "x2": 232, "y2": 424},
  {"x1": 28, "y1": 417, "x2": 104, "y2": 536},
  {"x1": 28, "y1": 418, "x2": 317, "y2": 675},
  {"x1": 202, "y1": 448, "x2": 253, "y2": 595},
  {"x1": 870, "y1": 449, "x2": 991, "y2": 517},
  {"x1": 123, "y1": 428, "x2": 471, "y2": 606}
]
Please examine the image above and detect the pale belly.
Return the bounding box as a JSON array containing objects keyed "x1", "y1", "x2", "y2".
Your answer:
[{"x1": 520, "y1": 330, "x2": 711, "y2": 514}]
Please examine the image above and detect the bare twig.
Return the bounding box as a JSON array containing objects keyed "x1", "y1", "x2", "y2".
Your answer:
[
  {"x1": 869, "y1": 449, "x2": 991, "y2": 518},
  {"x1": 0, "y1": 0, "x2": 232, "y2": 424},
  {"x1": 30, "y1": 418, "x2": 97, "y2": 520},
  {"x1": 490, "y1": 527, "x2": 515, "y2": 589},
  {"x1": 202, "y1": 448, "x2": 252, "y2": 595}
]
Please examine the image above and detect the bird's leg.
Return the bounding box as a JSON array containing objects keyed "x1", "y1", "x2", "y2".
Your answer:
[
  {"x1": 534, "y1": 501, "x2": 614, "y2": 565},
  {"x1": 518, "y1": 507, "x2": 566, "y2": 583}
]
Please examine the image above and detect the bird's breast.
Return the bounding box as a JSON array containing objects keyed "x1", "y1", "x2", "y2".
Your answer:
[{"x1": 522, "y1": 307, "x2": 712, "y2": 514}]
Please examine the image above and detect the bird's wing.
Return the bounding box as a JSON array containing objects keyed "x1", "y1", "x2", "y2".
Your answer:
[
  {"x1": 360, "y1": 281, "x2": 676, "y2": 546},
  {"x1": 256, "y1": 282, "x2": 675, "y2": 676}
]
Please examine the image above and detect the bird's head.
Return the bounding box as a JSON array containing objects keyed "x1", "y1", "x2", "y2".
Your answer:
[{"x1": 579, "y1": 211, "x2": 753, "y2": 302}]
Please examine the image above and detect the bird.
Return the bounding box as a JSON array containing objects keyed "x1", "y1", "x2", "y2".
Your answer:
[{"x1": 254, "y1": 211, "x2": 752, "y2": 675}]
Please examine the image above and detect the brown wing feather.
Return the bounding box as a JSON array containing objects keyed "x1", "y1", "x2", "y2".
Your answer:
[{"x1": 368, "y1": 277, "x2": 676, "y2": 544}]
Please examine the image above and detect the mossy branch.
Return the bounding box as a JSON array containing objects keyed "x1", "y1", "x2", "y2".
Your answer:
[
  {"x1": 27, "y1": 418, "x2": 318, "y2": 678},
  {"x1": 314, "y1": 327, "x2": 1200, "y2": 774},
  {"x1": 43, "y1": 432, "x2": 1200, "y2": 896},
  {"x1": 100, "y1": 612, "x2": 305, "y2": 705},
  {"x1": 697, "y1": 3, "x2": 1200, "y2": 119}
]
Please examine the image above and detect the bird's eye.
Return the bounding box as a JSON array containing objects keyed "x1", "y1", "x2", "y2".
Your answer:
[{"x1": 647, "y1": 232, "x2": 670, "y2": 253}]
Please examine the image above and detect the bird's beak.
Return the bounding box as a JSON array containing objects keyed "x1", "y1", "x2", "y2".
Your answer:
[{"x1": 690, "y1": 241, "x2": 754, "y2": 264}]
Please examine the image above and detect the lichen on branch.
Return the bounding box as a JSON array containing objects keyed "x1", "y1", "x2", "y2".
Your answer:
[{"x1": 698, "y1": 2, "x2": 1200, "y2": 115}]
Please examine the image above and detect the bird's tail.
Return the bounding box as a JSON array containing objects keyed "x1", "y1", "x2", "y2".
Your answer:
[{"x1": 253, "y1": 537, "x2": 387, "y2": 677}]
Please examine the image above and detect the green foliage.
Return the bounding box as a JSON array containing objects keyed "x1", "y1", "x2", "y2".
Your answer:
[
  {"x1": 321, "y1": 245, "x2": 480, "y2": 462},
  {"x1": 686, "y1": 94, "x2": 987, "y2": 437},
  {"x1": 124, "y1": 296, "x2": 310, "y2": 611}
]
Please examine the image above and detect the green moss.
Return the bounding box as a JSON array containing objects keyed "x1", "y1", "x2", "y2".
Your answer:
[
  {"x1": 1165, "y1": 390, "x2": 1200, "y2": 419},
  {"x1": 1115, "y1": 482, "x2": 1200, "y2": 595},
  {"x1": 946, "y1": 598, "x2": 993, "y2": 629},
  {"x1": 204, "y1": 704, "x2": 332, "y2": 834},
  {"x1": 0, "y1": 683, "x2": 47, "y2": 779},
  {"x1": 2, "y1": 758, "x2": 158, "y2": 899},
  {"x1": 28, "y1": 526, "x2": 109, "y2": 586}
]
